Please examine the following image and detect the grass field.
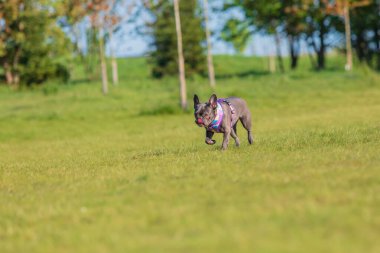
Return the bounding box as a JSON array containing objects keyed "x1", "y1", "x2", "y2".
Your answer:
[{"x1": 0, "y1": 56, "x2": 380, "y2": 253}]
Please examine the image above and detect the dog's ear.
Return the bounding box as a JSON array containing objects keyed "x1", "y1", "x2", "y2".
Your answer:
[
  {"x1": 193, "y1": 94, "x2": 200, "y2": 109},
  {"x1": 209, "y1": 94, "x2": 217, "y2": 109}
]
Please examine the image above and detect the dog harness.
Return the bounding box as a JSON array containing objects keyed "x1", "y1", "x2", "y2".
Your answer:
[
  {"x1": 207, "y1": 99, "x2": 236, "y2": 133},
  {"x1": 207, "y1": 101, "x2": 224, "y2": 132}
]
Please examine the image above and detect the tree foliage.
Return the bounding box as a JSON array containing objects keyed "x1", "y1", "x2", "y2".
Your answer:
[
  {"x1": 349, "y1": 0, "x2": 380, "y2": 70},
  {"x1": 0, "y1": 0, "x2": 71, "y2": 86}
]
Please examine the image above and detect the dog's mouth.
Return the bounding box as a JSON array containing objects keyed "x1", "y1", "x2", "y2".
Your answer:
[
  {"x1": 195, "y1": 121, "x2": 212, "y2": 128},
  {"x1": 195, "y1": 118, "x2": 205, "y2": 127},
  {"x1": 195, "y1": 116, "x2": 215, "y2": 128},
  {"x1": 195, "y1": 121, "x2": 204, "y2": 127}
]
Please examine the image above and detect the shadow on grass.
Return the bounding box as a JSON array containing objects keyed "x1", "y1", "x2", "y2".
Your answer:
[
  {"x1": 131, "y1": 145, "x2": 215, "y2": 160},
  {"x1": 69, "y1": 78, "x2": 92, "y2": 85},
  {"x1": 138, "y1": 104, "x2": 192, "y2": 116},
  {"x1": 215, "y1": 70, "x2": 270, "y2": 79}
]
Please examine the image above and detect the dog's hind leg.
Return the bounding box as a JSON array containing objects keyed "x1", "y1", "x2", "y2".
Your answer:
[
  {"x1": 240, "y1": 114, "x2": 254, "y2": 144},
  {"x1": 233, "y1": 123, "x2": 237, "y2": 136},
  {"x1": 230, "y1": 126, "x2": 240, "y2": 147}
]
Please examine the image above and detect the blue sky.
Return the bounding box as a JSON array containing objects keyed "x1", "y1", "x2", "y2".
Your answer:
[{"x1": 70, "y1": 0, "x2": 318, "y2": 58}]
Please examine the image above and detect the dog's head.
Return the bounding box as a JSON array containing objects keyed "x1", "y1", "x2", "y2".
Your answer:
[{"x1": 193, "y1": 94, "x2": 218, "y2": 127}]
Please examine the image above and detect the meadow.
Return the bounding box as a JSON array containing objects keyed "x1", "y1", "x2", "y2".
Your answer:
[{"x1": 0, "y1": 56, "x2": 379, "y2": 253}]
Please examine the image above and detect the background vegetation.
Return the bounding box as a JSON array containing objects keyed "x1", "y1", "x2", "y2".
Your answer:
[{"x1": 1, "y1": 0, "x2": 380, "y2": 89}]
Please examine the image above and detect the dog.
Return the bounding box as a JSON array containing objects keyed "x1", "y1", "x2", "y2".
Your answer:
[{"x1": 193, "y1": 94, "x2": 254, "y2": 150}]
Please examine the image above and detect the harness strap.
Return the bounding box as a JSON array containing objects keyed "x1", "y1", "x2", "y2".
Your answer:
[{"x1": 218, "y1": 99, "x2": 236, "y2": 115}]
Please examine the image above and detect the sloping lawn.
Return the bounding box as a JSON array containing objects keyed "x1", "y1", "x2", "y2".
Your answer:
[{"x1": 0, "y1": 57, "x2": 379, "y2": 253}]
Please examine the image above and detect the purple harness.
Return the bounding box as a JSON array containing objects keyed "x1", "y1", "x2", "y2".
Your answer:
[{"x1": 207, "y1": 99, "x2": 237, "y2": 133}]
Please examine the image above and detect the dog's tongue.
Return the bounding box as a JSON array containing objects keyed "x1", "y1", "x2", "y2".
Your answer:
[{"x1": 197, "y1": 118, "x2": 203, "y2": 124}]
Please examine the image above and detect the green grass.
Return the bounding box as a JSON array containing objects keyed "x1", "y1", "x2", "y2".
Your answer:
[{"x1": 0, "y1": 56, "x2": 380, "y2": 253}]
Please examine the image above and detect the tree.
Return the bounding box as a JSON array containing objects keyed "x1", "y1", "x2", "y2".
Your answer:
[
  {"x1": 147, "y1": 0, "x2": 205, "y2": 78},
  {"x1": 302, "y1": 0, "x2": 340, "y2": 70},
  {"x1": 223, "y1": 0, "x2": 344, "y2": 71},
  {"x1": 174, "y1": 0, "x2": 187, "y2": 110},
  {"x1": 223, "y1": 0, "x2": 285, "y2": 72},
  {"x1": 105, "y1": 0, "x2": 119, "y2": 86},
  {"x1": 203, "y1": 0, "x2": 216, "y2": 87},
  {"x1": 325, "y1": 0, "x2": 373, "y2": 71},
  {"x1": 87, "y1": 0, "x2": 111, "y2": 95},
  {"x1": 350, "y1": 0, "x2": 380, "y2": 71},
  {"x1": 0, "y1": 0, "x2": 24, "y2": 85},
  {"x1": 104, "y1": 0, "x2": 138, "y2": 86},
  {"x1": 59, "y1": 0, "x2": 91, "y2": 77},
  {"x1": 283, "y1": 1, "x2": 308, "y2": 69},
  {"x1": 0, "y1": 0, "x2": 70, "y2": 86}
]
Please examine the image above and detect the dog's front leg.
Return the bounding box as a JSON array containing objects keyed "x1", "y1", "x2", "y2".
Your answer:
[
  {"x1": 205, "y1": 130, "x2": 216, "y2": 145},
  {"x1": 221, "y1": 129, "x2": 231, "y2": 150}
]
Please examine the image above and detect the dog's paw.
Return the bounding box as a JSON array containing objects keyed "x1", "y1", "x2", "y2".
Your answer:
[{"x1": 205, "y1": 139, "x2": 216, "y2": 145}]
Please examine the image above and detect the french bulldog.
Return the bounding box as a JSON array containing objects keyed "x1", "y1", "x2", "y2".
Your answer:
[{"x1": 193, "y1": 94, "x2": 254, "y2": 150}]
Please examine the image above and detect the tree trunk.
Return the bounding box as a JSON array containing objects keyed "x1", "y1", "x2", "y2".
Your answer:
[
  {"x1": 306, "y1": 38, "x2": 317, "y2": 69},
  {"x1": 13, "y1": 73, "x2": 20, "y2": 86},
  {"x1": 274, "y1": 31, "x2": 284, "y2": 73},
  {"x1": 173, "y1": 0, "x2": 187, "y2": 110},
  {"x1": 12, "y1": 46, "x2": 21, "y2": 86},
  {"x1": 375, "y1": 25, "x2": 380, "y2": 71},
  {"x1": 317, "y1": 50, "x2": 325, "y2": 70},
  {"x1": 355, "y1": 30, "x2": 366, "y2": 62},
  {"x1": 344, "y1": 2, "x2": 353, "y2": 71},
  {"x1": 290, "y1": 56, "x2": 298, "y2": 70},
  {"x1": 317, "y1": 19, "x2": 326, "y2": 70},
  {"x1": 109, "y1": 27, "x2": 119, "y2": 85},
  {"x1": 377, "y1": 1, "x2": 380, "y2": 70},
  {"x1": 98, "y1": 34, "x2": 108, "y2": 95},
  {"x1": 288, "y1": 35, "x2": 299, "y2": 70},
  {"x1": 203, "y1": 0, "x2": 215, "y2": 88},
  {"x1": 3, "y1": 62, "x2": 14, "y2": 85}
]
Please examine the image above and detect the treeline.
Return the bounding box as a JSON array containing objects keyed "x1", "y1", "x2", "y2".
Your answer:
[
  {"x1": 0, "y1": 0, "x2": 379, "y2": 89},
  {"x1": 0, "y1": 0, "x2": 136, "y2": 91},
  {"x1": 222, "y1": 0, "x2": 380, "y2": 72}
]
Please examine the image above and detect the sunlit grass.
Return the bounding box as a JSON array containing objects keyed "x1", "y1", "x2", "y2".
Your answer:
[{"x1": 0, "y1": 56, "x2": 379, "y2": 253}]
